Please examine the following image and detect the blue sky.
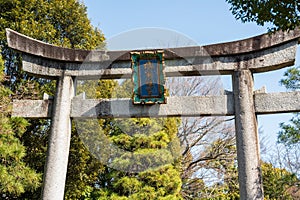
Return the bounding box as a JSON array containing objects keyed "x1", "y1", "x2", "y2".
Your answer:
[{"x1": 83, "y1": 0, "x2": 298, "y2": 147}]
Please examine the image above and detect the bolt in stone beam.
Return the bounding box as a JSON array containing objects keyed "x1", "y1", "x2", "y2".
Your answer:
[
  {"x1": 233, "y1": 69, "x2": 264, "y2": 199},
  {"x1": 41, "y1": 75, "x2": 74, "y2": 200}
]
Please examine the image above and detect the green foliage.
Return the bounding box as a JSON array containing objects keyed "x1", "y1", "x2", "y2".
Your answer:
[
  {"x1": 280, "y1": 66, "x2": 300, "y2": 91},
  {"x1": 64, "y1": 130, "x2": 106, "y2": 200},
  {"x1": 0, "y1": 55, "x2": 11, "y2": 115},
  {"x1": 278, "y1": 115, "x2": 300, "y2": 145},
  {"x1": 0, "y1": 54, "x2": 42, "y2": 197},
  {"x1": 0, "y1": 129, "x2": 41, "y2": 196},
  {"x1": 0, "y1": 0, "x2": 104, "y2": 48},
  {"x1": 262, "y1": 162, "x2": 298, "y2": 200},
  {"x1": 93, "y1": 166, "x2": 183, "y2": 200},
  {"x1": 226, "y1": 0, "x2": 300, "y2": 31}
]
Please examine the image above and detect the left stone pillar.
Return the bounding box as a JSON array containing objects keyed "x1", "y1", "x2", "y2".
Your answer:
[{"x1": 42, "y1": 75, "x2": 74, "y2": 200}]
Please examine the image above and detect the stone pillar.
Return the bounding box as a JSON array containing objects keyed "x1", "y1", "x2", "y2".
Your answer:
[
  {"x1": 41, "y1": 75, "x2": 74, "y2": 200},
  {"x1": 233, "y1": 69, "x2": 264, "y2": 199}
]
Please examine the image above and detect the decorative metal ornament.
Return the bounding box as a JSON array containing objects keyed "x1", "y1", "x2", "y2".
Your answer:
[{"x1": 131, "y1": 50, "x2": 166, "y2": 104}]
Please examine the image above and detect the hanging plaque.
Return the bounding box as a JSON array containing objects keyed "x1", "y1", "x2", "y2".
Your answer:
[{"x1": 131, "y1": 50, "x2": 166, "y2": 104}]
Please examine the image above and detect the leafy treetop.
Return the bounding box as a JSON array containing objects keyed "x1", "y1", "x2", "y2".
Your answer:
[{"x1": 226, "y1": 0, "x2": 300, "y2": 31}]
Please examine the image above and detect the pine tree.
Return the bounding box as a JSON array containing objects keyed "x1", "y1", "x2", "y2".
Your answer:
[
  {"x1": 0, "y1": 54, "x2": 42, "y2": 198},
  {"x1": 76, "y1": 80, "x2": 183, "y2": 199}
]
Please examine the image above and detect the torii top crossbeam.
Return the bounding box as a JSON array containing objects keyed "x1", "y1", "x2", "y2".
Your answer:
[{"x1": 6, "y1": 28, "x2": 300, "y2": 79}]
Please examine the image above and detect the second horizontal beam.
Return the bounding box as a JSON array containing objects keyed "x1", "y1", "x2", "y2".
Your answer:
[{"x1": 12, "y1": 91, "x2": 300, "y2": 119}]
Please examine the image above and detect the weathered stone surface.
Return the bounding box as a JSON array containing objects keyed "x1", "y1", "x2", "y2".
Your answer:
[
  {"x1": 6, "y1": 29, "x2": 300, "y2": 79},
  {"x1": 12, "y1": 91, "x2": 300, "y2": 118},
  {"x1": 6, "y1": 28, "x2": 300, "y2": 62},
  {"x1": 41, "y1": 75, "x2": 74, "y2": 200},
  {"x1": 20, "y1": 40, "x2": 297, "y2": 79},
  {"x1": 12, "y1": 99, "x2": 53, "y2": 118},
  {"x1": 71, "y1": 95, "x2": 234, "y2": 118},
  {"x1": 255, "y1": 91, "x2": 300, "y2": 114},
  {"x1": 233, "y1": 70, "x2": 263, "y2": 199}
]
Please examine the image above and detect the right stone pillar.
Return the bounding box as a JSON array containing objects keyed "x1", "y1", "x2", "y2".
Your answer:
[{"x1": 233, "y1": 69, "x2": 264, "y2": 199}]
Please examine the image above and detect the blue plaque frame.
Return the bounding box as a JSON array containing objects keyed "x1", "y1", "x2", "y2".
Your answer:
[{"x1": 131, "y1": 50, "x2": 166, "y2": 104}]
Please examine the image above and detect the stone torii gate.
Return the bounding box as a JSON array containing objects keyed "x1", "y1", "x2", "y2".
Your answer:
[{"x1": 6, "y1": 28, "x2": 300, "y2": 200}]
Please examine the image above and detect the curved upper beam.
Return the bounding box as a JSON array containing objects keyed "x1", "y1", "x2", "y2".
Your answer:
[
  {"x1": 5, "y1": 28, "x2": 300, "y2": 79},
  {"x1": 6, "y1": 28, "x2": 300, "y2": 62}
]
